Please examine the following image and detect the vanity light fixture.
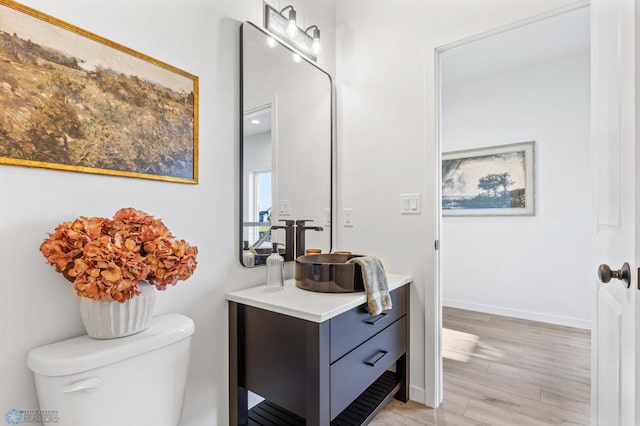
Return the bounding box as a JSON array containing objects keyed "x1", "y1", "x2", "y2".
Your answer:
[
  {"x1": 263, "y1": 2, "x2": 320, "y2": 62},
  {"x1": 305, "y1": 25, "x2": 321, "y2": 55}
]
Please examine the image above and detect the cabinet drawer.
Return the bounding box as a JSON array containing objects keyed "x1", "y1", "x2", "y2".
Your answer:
[
  {"x1": 330, "y1": 316, "x2": 406, "y2": 419},
  {"x1": 330, "y1": 286, "x2": 407, "y2": 363}
]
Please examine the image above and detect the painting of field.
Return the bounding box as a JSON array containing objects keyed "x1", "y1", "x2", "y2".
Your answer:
[
  {"x1": 442, "y1": 142, "x2": 535, "y2": 216},
  {"x1": 0, "y1": 1, "x2": 198, "y2": 182}
]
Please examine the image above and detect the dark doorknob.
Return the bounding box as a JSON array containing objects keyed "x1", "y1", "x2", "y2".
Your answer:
[{"x1": 598, "y1": 262, "x2": 631, "y2": 288}]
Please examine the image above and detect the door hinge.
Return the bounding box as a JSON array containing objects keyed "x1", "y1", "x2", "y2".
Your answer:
[{"x1": 435, "y1": 240, "x2": 439, "y2": 251}]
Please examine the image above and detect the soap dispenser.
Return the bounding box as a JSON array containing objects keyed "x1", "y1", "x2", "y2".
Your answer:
[
  {"x1": 265, "y1": 242, "x2": 284, "y2": 289},
  {"x1": 242, "y1": 240, "x2": 255, "y2": 267}
]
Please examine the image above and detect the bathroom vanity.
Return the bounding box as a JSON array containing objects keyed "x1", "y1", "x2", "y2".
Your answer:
[{"x1": 227, "y1": 274, "x2": 411, "y2": 425}]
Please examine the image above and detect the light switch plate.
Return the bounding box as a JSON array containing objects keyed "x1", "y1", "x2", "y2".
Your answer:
[
  {"x1": 343, "y1": 208, "x2": 354, "y2": 227},
  {"x1": 279, "y1": 200, "x2": 291, "y2": 216},
  {"x1": 401, "y1": 193, "x2": 421, "y2": 215}
]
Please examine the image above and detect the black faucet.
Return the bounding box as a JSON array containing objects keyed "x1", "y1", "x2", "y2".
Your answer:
[
  {"x1": 295, "y1": 219, "x2": 324, "y2": 259},
  {"x1": 270, "y1": 220, "x2": 295, "y2": 261}
]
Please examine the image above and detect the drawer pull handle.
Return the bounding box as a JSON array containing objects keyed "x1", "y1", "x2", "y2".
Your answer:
[
  {"x1": 365, "y1": 312, "x2": 388, "y2": 325},
  {"x1": 365, "y1": 350, "x2": 388, "y2": 367}
]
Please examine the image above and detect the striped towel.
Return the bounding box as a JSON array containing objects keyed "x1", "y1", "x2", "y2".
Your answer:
[{"x1": 347, "y1": 256, "x2": 392, "y2": 316}]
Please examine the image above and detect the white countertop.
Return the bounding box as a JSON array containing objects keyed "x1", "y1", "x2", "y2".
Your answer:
[{"x1": 226, "y1": 273, "x2": 412, "y2": 323}]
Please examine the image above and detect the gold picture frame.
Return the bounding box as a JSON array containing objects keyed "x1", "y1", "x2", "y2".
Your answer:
[{"x1": 0, "y1": 0, "x2": 198, "y2": 183}]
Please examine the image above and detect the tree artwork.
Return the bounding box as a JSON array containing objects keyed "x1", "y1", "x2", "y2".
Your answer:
[
  {"x1": 478, "y1": 172, "x2": 515, "y2": 199},
  {"x1": 442, "y1": 144, "x2": 534, "y2": 215}
]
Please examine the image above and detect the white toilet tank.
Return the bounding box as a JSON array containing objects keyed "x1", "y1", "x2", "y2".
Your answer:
[{"x1": 27, "y1": 314, "x2": 195, "y2": 426}]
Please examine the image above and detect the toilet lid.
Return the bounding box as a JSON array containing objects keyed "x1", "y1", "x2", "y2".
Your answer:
[{"x1": 27, "y1": 313, "x2": 194, "y2": 376}]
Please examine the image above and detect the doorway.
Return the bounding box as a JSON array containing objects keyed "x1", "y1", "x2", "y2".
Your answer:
[{"x1": 436, "y1": 5, "x2": 592, "y2": 423}]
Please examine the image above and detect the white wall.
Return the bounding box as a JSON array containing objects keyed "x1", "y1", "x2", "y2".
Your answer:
[
  {"x1": 441, "y1": 52, "x2": 591, "y2": 328},
  {"x1": 0, "y1": 1, "x2": 335, "y2": 425},
  {"x1": 334, "y1": 0, "x2": 584, "y2": 406}
]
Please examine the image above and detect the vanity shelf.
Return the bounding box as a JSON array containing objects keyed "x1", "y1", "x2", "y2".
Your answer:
[
  {"x1": 247, "y1": 400, "x2": 304, "y2": 426},
  {"x1": 227, "y1": 274, "x2": 411, "y2": 426},
  {"x1": 246, "y1": 371, "x2": 400, "y2": 426},
  {"x1": 330, "y1": 370, "x2": 400, "y2": 426}
]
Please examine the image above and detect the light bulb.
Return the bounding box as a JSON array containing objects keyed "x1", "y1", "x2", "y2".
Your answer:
[
  {"x1": 284, "y1": 7, "x2": 297, "y2": 37},
  {"x1": 292, "y1": 53, "x2": 302, "y2": 63},
  {"x1": 286, "y1": 20, "x2": 298, "y2": 37},
  {"x1": 251, "y1": 119, "x2": 260, "y2": 125},
  {"x1": 311, "y1": 38, "x2": 321, "y2": 55},
  {"x1": 306, "y1": 26, "x2": 321, "y2": 56},
  {"x1": 266, "y1": 37, "x2": 277, "y2": 48}
]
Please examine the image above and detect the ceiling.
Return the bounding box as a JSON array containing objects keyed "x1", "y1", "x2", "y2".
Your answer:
[
  {"x1": 441, "y1": 7, "x2": 590, "y2": 86},
  {"x1": 243, "y1": 107, "x2": 272, "y2": 137}
]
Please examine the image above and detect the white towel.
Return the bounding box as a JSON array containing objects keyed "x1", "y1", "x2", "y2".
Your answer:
[{"x1": 347, "y1": 256, "x2": 392, "y2": 316}]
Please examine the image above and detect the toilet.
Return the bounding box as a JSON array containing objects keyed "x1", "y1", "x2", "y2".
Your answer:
[{"x1": 27, "y1": 314, "x2": 194, "y2": 426}]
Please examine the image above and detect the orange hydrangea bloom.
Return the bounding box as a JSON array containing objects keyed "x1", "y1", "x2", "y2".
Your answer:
[{"x1": 40, "y1": 208, "x2": 198, "y2": 303}]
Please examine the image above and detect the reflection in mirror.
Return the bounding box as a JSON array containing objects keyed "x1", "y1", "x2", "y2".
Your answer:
[
  {"x1": 240, "y1": 22, "x2": 332, "y2": 267},
  {"x1": 243, "y1": 105, "x2": 273, "y2": 251}
]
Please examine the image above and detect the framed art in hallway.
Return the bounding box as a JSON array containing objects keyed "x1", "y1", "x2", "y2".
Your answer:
[
  {"x1": 0, "y1": 0, "x2": 198, "y2": 183},
  {"x1": 442, "y1": 141, "x2": 535, "y2": 216}
]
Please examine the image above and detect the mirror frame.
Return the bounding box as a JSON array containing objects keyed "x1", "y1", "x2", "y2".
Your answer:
[{"x1": 239, "y1": 21, "x2": 333, "y2": 266}]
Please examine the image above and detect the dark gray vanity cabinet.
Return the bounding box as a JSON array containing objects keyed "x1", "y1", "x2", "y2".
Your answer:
[{"x1": 229, "y1": 284, "x2": 409, "y2": 426}]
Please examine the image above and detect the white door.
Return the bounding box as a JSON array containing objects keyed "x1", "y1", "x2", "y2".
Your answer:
[{"x1": 592, "y1": 0, "x2": 637, "y2": 424}]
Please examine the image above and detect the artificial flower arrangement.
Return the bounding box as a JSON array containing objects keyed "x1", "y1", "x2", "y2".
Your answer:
[{"x1": 40, "y1": 208, "x2": 198, "y2": 303}]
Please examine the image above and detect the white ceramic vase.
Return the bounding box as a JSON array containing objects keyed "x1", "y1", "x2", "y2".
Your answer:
[{"x1": 79, "y1": 281, "x2": 156, "y2": 339}]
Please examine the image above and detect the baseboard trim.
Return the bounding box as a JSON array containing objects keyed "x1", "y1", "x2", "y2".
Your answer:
[
  {"x1": 443, "y1": 299, "x2": 591, "y2": 330},
  {"x1": 409, "y1": 385, "x2": 426, "y2": 405}
]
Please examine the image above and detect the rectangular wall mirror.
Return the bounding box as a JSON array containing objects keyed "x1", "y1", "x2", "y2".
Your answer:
[{"x1": 240, "y1": 22, "x2": 332, "y2": 267}]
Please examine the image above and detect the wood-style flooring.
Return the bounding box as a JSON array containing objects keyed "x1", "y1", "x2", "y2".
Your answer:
[{"x1": 370, "y1": 307, "x2": 591, "y2": 426}]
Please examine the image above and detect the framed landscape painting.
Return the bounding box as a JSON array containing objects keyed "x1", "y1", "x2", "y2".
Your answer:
[
  {"x1": 442, "y1": 141, "x2": 535, "y2": 216},
  {"x1": 0, "y1": 0, "x2": 198, "y2": 183}
]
